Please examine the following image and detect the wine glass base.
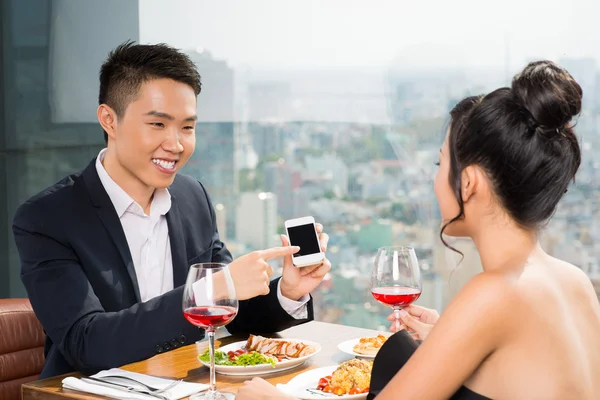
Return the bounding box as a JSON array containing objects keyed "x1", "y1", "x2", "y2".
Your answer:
[{"x1": 190, "y1": 391, "x2": 235, "y2": 400}]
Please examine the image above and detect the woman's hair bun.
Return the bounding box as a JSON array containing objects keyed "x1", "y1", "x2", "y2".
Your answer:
[{"x1": 511, "y1": 60, "x2": 582, "y2": 131}]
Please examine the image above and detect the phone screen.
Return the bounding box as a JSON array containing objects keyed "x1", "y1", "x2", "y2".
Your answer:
[{"x1": 287, "y1": 224, "x2": 321, "y2": 256}]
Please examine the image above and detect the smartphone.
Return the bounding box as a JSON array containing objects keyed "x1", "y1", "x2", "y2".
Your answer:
[{"x1": 284, "y1": 216, "x2": 324, "y2": 267}]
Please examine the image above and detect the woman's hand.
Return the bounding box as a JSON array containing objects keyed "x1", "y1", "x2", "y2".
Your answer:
[
  {"x1": 236, "y1": 377, "x2": 297, "y2": 400},
  {"x1": 388, "y1": 305, "x2": 440, "y2": 340}
]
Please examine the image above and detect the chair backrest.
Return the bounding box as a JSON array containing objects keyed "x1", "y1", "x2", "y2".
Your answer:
[{"x1": 0, "y1": 299, "x2": 45, "y2": 400}]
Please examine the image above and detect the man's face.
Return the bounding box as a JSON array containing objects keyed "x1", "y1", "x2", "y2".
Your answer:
[{"x1": 108, "y1": 78, "x2": 197, "y2": 190}]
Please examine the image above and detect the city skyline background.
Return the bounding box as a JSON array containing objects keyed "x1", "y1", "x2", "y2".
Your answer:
[{"x1": 1, "y1": 0, "x2": 599, "y2": 333}]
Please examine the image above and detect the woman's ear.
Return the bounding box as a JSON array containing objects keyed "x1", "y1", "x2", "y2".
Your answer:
[{"x1": 460, "y1": 165, "x2": 479, "y2": 202}]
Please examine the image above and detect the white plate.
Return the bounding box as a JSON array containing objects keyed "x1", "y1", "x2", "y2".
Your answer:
[
  {"x1": 276, "y1": 366, "x2": 368, "y2": 400},
  {"x1": 197, "y1": 339, "x2": 321, "y2": 376},
  {"x1": 337, "y1": 334, "x2": 390, "y2": 359}
]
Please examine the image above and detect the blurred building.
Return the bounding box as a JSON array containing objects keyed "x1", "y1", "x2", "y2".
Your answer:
[
  {"x1": 304, "y1": 153, "x2": 349, "y2": 197},
  {"x1": 236, "y1": 192, "x2": 277, "y2": 250},
  {"x1": 183, "y1": 51, "x2": 237, "y2": 238},
  {"x1": 263, "y1": 161, "x2": 303, "y2": 219},
  {"x1": 250, "y1": 121, "x2": 286, "y2": 159},
  {"x1": 215, "y1": 203, "x2": 227, "y2": 241}
]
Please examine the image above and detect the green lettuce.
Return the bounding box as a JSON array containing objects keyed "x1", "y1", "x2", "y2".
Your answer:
[{"x1": 198, "y1": 349, "x2": 276, "y2": 367}]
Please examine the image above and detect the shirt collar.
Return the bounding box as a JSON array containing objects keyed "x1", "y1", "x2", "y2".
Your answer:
[{"x1": 95, "y1": 148, "x2": 171, "y2": 218}]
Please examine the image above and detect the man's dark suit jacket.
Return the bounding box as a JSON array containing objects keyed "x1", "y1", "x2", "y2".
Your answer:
[{"x1": 12, "y1": 159, "x2": 313, "y2": 378}]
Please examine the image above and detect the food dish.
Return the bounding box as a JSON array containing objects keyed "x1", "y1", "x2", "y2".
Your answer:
[
  {"x1": 276, "y1": 363, "x2": 371, "y2": 400},
  {"x1": 197, "y1": 336, "x2": 321, "y2": 376},
  {"x1": 245, "y1": 334, "x2": 317, "y2": 358},
  {"x1": 338, "y1": 333, "x2": 390, "y2": 359},
  {"x1": 198, "y1": 348, "x2": 277, "y2": 367},
  {"x1": 317, "y1": 359, "x2": 372, "y2": 395},
  {"x1": 352, "y1": 334, "x2": 388, "y2": 356}
]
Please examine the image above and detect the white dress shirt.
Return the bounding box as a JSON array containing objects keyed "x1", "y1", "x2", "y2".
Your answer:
[{"x1": 95, "y1": 149, "x2": 308, "y2": 318}]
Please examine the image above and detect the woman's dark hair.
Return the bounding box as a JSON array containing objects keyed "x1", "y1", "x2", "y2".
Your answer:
[
  {"x1": 98, "y1": 40, "x2": 202, "y2": 143},
  {"x1": 440, "y1": 61, "x2": 583, "y2": 251}
]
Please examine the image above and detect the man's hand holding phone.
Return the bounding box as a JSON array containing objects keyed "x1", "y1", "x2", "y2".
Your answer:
[{"x1": 280, "y1": 218, "x2": 331, "y2": 301}]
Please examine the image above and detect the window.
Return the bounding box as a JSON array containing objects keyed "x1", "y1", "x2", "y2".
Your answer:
[{"x1": 1, "y1": 1, "x2": 598, "y2": 331}]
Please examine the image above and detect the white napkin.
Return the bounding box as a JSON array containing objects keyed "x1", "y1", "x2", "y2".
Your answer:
[{"x1": 62, "y1": 368, "x2": 208, "y2": 400}]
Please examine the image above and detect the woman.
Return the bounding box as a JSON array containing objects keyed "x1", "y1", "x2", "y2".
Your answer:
[{"x1": 236, "y1": 61, "x2": 600, "y2": 399}]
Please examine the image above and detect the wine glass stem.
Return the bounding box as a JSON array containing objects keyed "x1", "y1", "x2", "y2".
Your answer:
[
  {"x1": 207, "y1": 328, "x2": 217, "y2": 394},
  {"x1": 393, "y1": 308, "x2": 402, "y2": 331}
]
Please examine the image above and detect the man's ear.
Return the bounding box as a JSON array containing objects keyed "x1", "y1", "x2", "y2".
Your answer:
[{"x1": 97, "y1": 104, "x2": 117, "y2": 141}]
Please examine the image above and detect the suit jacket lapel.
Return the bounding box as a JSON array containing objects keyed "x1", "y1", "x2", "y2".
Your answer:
[
  {"x1": 167, "y1": 195, "x2": 188, "y2": 288},
  {"x1": 80, "y1": 160, "x2": 141, "y2": 302},
  {"x1": 95, "y1": 207, "x2": 140, "y2": 301}
]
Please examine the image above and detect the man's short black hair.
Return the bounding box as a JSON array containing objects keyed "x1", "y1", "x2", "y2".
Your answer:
[{"x1": 98, "y1": 40, "x2": 202, "y2": 143}]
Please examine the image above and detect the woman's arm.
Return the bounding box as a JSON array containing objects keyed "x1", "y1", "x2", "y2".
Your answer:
[
  {"x1": 236, "y1": 377, "x2": 299, "y2": 400},
  {"x1": 376, "y1": 272, "x2": 516, "y2": 399}
]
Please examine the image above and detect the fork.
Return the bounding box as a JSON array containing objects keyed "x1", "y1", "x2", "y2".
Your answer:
[
  {"x1": 97, "y1": 375, "x2": 182, "y2": 393},
  {"x1": 81, "y1": 377, "x2": 170, "y2": 400},
  {"x1": 305, "y1": 388, "x2": 336, "y2": 397}
]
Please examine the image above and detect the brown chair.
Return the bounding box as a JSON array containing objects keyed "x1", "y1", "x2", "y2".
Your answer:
[{"x1": 0, "y1": 299, "x2": 45, "y2": 400}]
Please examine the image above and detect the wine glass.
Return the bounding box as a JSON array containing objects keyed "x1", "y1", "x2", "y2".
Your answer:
[
  {"x1": 183, "y1": 263, "x2": 238, "y2": 400},
  {"x1": 371, "y1": 246, "x2": 422, "y2": 333}
]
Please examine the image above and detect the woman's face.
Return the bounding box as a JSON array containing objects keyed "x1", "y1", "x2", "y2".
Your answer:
[{"x1": 434, "y1": 129, "x2": 463, "y2": 236}]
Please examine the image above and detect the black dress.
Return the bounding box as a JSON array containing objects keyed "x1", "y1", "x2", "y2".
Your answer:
[{"x1": 367, "y1": 330, "x2": 492, "y2": 400}]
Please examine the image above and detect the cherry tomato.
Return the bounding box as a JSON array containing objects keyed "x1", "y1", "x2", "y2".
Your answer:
[
  {"x1": 349, "y1": 388, "x2": 360, "y2": 394},
  {"x1": 362, "y1": 387, "x2": 370, "y2": 393},
  {"x1": 333, "y1": 387, "x2": 345, "y2": 396},
  {"x1": 322, "y1": 385, "x2": 333, "y2": 393},
  {"x1": 318, "y1": 377, "x2": 330, "y2": 387}
]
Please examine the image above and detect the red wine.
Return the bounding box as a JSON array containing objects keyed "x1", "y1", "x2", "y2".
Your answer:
[
  {"x1": 183, "y1": 306, "x2": 237, "y2": 328},
  {"x1": 371, "y1": 286, "x2": 421, "y2": 308}
]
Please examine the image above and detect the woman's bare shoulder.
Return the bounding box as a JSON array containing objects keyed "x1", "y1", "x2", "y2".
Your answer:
[
  {"x1": 548, "y1": 258, "x2": 596, "y2": 294},
  {"x1": 445, "y1": 271, "x2": 521, "y2": 327},
  {"x1": 560, "y1": 260, "x2": 599, "y2": 307}
]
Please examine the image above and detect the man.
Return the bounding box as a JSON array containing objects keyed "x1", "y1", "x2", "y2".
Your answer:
[{"x1": 12, "y1": 41, "x2": 331, "y2": 379}]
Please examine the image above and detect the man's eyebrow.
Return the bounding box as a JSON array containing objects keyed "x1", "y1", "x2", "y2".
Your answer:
[
  {"x1": 144, "y1": 111, "x2": 197, "y2": 122},
  {"x1": 144, "y1": 110, "x2": 175, "y2": 120}
]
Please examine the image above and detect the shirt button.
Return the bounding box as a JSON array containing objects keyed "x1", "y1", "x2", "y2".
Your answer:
[
  {"x1": 179, "y1": 335, "x2": 187, "y2": 345},
  {"x1": 163, "y1": 341, "x2": 171, "y2": 351},
  {"x1": 171, "y1": 339, "x2": 180, "y2": 348},
  {"x1": 155, "y1": 344, "x2": 164, "y2": 354}
]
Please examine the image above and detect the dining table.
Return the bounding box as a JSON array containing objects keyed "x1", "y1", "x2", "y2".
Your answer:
[{"x1": 22, "y1": 321, "x2": 385, "y2": 399}]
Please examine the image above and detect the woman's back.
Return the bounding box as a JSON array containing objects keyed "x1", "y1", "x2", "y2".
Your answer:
[{"x1": 465, "y1": 255, "x2": 600, "y2": 399}]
